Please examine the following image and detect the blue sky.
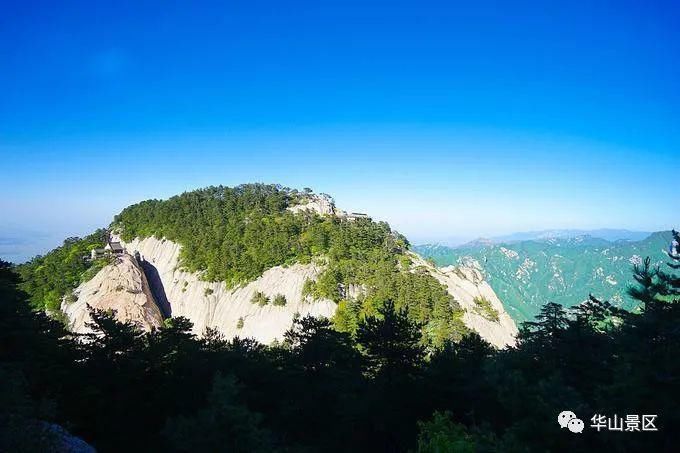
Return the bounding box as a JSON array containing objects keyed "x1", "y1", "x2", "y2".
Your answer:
[{"x1": 1, "y1": 1, "x2": 679, "y2": 262}]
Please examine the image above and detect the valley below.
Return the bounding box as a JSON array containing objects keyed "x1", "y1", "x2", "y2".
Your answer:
[{"x1": 416, "y1": 231, "x2": 673, "y2": 322}]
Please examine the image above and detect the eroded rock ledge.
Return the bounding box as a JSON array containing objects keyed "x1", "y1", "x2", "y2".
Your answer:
[{"x1": 61, "y1": 253, "x2": 164, "y2": 333}]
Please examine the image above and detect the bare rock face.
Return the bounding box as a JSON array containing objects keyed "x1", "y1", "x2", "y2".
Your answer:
[
  {"x1": 287, "y1": 194, "x2": 336, "y2": 216},
  {"x1": 61, "y1": 254, "x2": 164, "y2": 333},
  {"x1": 408, "y1": 253, "x2": 518, "y2": 348},
  {"x1": 121, "y1": 237, "x2": 337, "y2": 344},
  {"x1": 123, "y1": 238, "x2": 517, "y2": 347}
]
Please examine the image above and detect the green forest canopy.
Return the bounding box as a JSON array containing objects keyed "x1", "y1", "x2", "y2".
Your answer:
[{"x1": 17, "y1": 230, "x2": 107, "y2": 312}]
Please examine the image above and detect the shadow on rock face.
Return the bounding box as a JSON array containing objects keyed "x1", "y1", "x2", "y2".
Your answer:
[{"x1": 139, "y1": 258, "x2": 172, "y2": 318}]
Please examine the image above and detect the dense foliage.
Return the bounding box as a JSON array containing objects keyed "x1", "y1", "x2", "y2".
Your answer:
[
  {"x1": 114, "y1": 184, "x2": 467, "y2": 346},
  {"x1": 416, "y1": 231, "x2": 673, "y2": 321},
  {"x1": 0, "y1": 260, "x2": 79, "y2": 450},
  {"x1": 17, "y1": 230, "x2": 107, "y2": 311},
  {"x1": 2, "y1": 230, "x2": 679, "y2": 451},
  {"x1": 115, "y1": 185, "x2": 306, "y2": 284}
]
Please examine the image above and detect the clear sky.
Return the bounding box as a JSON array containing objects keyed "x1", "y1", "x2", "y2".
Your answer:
[{"x1": 1, "y1": 1, "x2": 678, "y2": 262}]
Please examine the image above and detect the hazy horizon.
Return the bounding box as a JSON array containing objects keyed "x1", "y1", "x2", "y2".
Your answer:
[{"x1": 0, "y1": 185, "x2": 667, "y2": 263}]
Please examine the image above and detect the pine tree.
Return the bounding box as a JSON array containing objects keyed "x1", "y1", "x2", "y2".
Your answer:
[
  {"x1": 519, "y1": 301, "x2": 569, "y2": 344},
  {"x1": 600, "y1": 229, "x2": 680, "y2": 451},
  {"x1": 356, "y1": 300, "x2": 425, "y2": 381},
  {"x1": 163, "y1": 373, "x2": 275, "y2": 452}
]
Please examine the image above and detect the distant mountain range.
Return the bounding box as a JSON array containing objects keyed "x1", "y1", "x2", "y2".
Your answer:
[
  {"x1": 415, "y1": 231, "x2": 674, "y2": 322},
  {"x1": 490, "y1": 228, "x2": 652, "y2": 243},
  {"x1": 424, "y1": 229, "x2": 652, "y2": 248}
]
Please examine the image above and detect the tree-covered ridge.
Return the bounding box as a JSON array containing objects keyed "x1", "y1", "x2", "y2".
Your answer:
[
  {"x1": 415, "y1": 231, "x2": 674, "y2": 321},
  {"x1": 115, "y1": 184, "x2": 391, "y2": 284},
  {"x1": 114, "y1": 184, "x2": 467, "y2": 347},
  {"x1": 17, "y1": 230, "x2": 107, "y2": 312}
]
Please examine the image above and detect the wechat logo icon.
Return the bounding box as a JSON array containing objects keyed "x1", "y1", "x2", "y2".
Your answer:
[{"x1": 558, "y1": 410, "x2": 584, "y2": 433}]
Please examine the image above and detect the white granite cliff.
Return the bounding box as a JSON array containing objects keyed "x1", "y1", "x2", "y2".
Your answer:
[
  {"x1": 408, "y1": 253, "x2": 518, "y2": 347},
  {"x1": 63, "y1": 235, "x2": 517, "y2": 347}
]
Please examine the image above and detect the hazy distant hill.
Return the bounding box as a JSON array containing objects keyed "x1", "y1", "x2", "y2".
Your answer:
[
  {"x1": 415, "y1": 231, "x2": 674, "y2": 322},
  {"x1": 491, "y1": 228, "x2": 652, "y2": 243}
]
